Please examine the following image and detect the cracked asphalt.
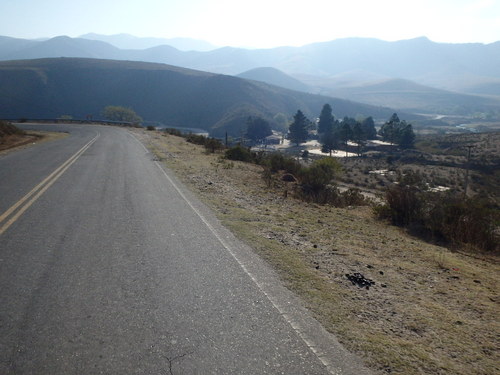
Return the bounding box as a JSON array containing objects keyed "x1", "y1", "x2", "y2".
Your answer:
[{"x1": 0, "y1": 124, "x2": 370, "y2": 374}]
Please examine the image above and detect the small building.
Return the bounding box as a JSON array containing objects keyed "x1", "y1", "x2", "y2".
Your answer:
[{"x1": 265, "y1": 134, "x2": 282, "y2": 145}]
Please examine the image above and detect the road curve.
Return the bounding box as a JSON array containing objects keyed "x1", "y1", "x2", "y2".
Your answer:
[{"x1": 0, "y1": 124, "x2": 371, "y2": 374}]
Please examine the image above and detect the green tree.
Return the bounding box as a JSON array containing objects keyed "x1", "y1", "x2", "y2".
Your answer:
[
  {"x1": 351, "y1": 121, "x2": 365, "y2": 156},
  {"x1": 360, "y1": 116, "x2": 377, "y2": 139},
  {"x1": 379, "y1": 113, "x2": 415, "y2": 148},
  {"x1": 379, "y1": 113, "x2": 401, "y2": 145},
  {"x1": 320, "y1": 131, "x2": 338, "y2": 156},
  {"x1": 339, "y1": 118, "x2": 353, "y2": 148},
  {"x1": 273, "y1": 113, "x2": 289, "y2": 132},
  {"x1": 102, "y1": 105, "x2": 142, "y2": 124},
  {"x1": 288, "y1": 110, "x2": 309, "y2": 146},
  {"x1": 246, "y1": 116, "x2": 272, "y2": 143},
  {"x1": 398, "y1": 122, "x2": 416, "y2": 148},
  {"x1": 317, "y1": 104, "x2": 334, "y2": 134}
]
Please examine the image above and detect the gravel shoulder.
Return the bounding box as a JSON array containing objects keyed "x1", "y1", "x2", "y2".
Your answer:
[{"x1": 135, "y1": 129, "x2": 499, "y2": 375}]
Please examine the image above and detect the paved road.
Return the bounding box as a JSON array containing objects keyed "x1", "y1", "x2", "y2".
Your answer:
[{"x1": 0, "y1": 124, "x2": 371, "y2": 374}]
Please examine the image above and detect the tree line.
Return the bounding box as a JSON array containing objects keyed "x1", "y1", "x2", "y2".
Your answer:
[{"x1": 286, "y1": 104, "x2": 415, "y2": 152}]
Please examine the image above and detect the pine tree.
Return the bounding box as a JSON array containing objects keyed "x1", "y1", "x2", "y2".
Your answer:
[
  {"x1": 360, "y1": 116, "x2": 377, "y2": 139},
  {"x1": 321, "y1": 131, "x2": 338, "y2": 156},
  {"x1": 379, "y1": 113, "x2": 415, "y2": 148},
  {"x1": 317, "y1": 104, "x2": 334, "y2": 134},
  {"x1": 288, "y1": 110, "x2": 309, "y2": 146}
]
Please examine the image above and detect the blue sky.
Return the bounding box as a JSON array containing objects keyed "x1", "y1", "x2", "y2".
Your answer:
[{"x1": 1, "y1": 0, "x2": 499, "y2": 48}]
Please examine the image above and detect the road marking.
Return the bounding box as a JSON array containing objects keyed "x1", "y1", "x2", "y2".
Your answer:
[{"x1": 0, "y1": 133, "x2": 100, "y2": 236}]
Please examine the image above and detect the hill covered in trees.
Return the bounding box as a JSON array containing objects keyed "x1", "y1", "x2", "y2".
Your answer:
[{"x1": 0, "y1": 58, "x2": 396, "y2": 137}]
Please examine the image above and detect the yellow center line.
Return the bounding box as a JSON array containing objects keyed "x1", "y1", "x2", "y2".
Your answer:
[{"x1": 0, "y1": 133, "x2": 100, "y2": 235}]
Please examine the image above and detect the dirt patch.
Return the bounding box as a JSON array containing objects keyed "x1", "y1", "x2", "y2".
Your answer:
[
  {"x1": 135, "y1": 129, "x2": 499, "y2": 375},
  {"x1": 0, "y1": 130, "x2": 68, "y2": 154}
]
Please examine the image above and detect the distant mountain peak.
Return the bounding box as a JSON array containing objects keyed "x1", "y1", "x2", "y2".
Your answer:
[
  {"x1": 79, "y1": 33, "x2": 217, "y2": 51},
  {"x1": 237, "y1": 67, "x2": 310, "y2": 92}
]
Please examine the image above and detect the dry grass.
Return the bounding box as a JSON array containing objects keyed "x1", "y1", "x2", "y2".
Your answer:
[
  {"x1": 135, "y1": 129, "x2": 499, "y2": 375},
  {"x1": 0, "y1": 130, "x2": 68, "y2": 154}
]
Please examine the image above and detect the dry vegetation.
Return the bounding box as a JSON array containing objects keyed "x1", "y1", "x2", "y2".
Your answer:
[
  {"x1": 0, "y1": 121, "x2": 67, "y2": 154},
  {"x1": 135, "y1": 129, "x2": 499, "y2": 375},
  {"x1": 337, "y1": 132, "x2": 500, "y2": 203}
]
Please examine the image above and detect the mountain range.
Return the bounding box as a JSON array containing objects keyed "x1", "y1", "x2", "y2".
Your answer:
[
  {"x1": 237, "y1": 68, "x2": 500, "y2": 115},
  {"x1": 0, "y1": 34, "x2": 499, "y2": 119},
  {"x1": 79, "y1": 33, "x2": 217, "y2": 51}
]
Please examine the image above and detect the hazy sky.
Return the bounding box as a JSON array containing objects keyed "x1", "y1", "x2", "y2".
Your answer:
[{"x1": 1, "y1": 0, "x2": 499, "y2": 48}]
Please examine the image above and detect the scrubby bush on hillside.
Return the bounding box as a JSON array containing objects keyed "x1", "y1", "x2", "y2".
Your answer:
[
  {"x1": 376, "y1": 173, "x2": 499, "y2": 252},
  {"x1": 262, "y1": 153, "x2": 302, "y2": 175},
  {"x1": 296, "y1": 158, "x2": 354, "y2": 204},
  {"x1": 185, "y1": 133, "x2": 208, "y2": 145},
  {"x1": 225, "y1": 145, "x2": 255, "y2": 162},
  {"x1": 184, "y1": 133, "x2": 224, "y2": 153},
  {"x1": 164, "y1": 128, "x2": 183, "y2": 136},
  {"x1": 299, "y1": 158, "x2": 342, "y2": 197},
  {"x1": 204, "y1": 138, "x2": 225, "y2": 153},
  {"x1": 223, "y1": 147, "x2": 371, "y2": 207},
  {"x1": 0, "y1": 120, "x2": 25, "y2": 138}
]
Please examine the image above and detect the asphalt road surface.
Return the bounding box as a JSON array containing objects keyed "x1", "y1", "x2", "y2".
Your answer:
[{"x1": 0, "y1": 124, "x2": 371, "y2": 374}]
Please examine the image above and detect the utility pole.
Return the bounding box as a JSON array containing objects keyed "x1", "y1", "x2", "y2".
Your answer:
[{"x1": 463, "y1": 145, "x2": 475, "y2": 197}]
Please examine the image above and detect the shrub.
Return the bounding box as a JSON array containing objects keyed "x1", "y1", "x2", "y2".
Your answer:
[
  {"x1": 377, "y1": 180, "x2": 499, "y2": 252},
  {"x1": 146, "y1": 125, "x2": 156, "y2": 131},
  {"x1": 225, "y1": 145, "x2": 254, "y2": 162},
  {"x1": 164, "y1": 128, "x2": 183, "y2": 136},
  {"x1": 204, "y1": 138, "x2": 225, "y2": 153},
  {"x1": 0, "y1": 120, "x2": 25, "y2": 137},
  {"x1": 297, "y1": 158, "x2": 342, "y2": 203},
  {"x1": 185, "y1": 133, "x2": 207, "y2": 145},
  {"x1": 425, "y1": 195, "x2": 498, "y2": 251},
  {"x1": 262, "y1": 153, "x2": 302, "y2": 175},
  {"x1": 384, "y1": 184, "x2": 422, "y2": 226},
  {"x1": 299, "y1": 158, "x2": 342, "y2": 192}
]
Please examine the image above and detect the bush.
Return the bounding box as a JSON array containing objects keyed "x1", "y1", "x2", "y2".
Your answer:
[
  {"x1": 0, "y1": 120, "x2": 25, "y2": 138},
  {"x1": 377, "y1": 181, "x2": 499, "y2": 252},
  {"x1": 297, "y1": 158, "x2": 343, "y2": 204},
  {"x1": 204, "y1": 138, "x2": 225, "y2": 153},
  {"x1": 299, "y1": 158, "x2": 342, "y2": 193},
  {"x1": 262, "y1": 153, "x2": 302, "y2": 175},
  {"x1": 185, "y1": 133, "x2": 207, "y2": 145},
  {"x1": 146, "y1": 125, "x2": 156, "y2": 131},
  {"x1": 425, "y1": 195, "x2": 498, "y2": 251},
  {"x1": 164, "y1": 128, "x2": 183, "y2": 136},
  {"x1": 225, "y1": 145, "x2": 254, "y2": 162}
]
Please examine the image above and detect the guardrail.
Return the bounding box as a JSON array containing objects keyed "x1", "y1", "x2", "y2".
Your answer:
[{"x1": 2, "y1": 118, "x2": 143, "y2": 128}]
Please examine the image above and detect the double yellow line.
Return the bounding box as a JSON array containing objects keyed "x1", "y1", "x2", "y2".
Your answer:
[{"x1": 0, "y1": 133, "x2": 100, "y2": 236}]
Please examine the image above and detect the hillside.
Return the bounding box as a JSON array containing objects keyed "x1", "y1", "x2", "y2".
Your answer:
[
  {"x1": 237, "y1": 67, "x2": 311, "y2": 92},
  {"x1": 313, "y1": 78, "x2": 500, "y2": 115},
  {"x1": 1, "y1": 35, "x2": 499, "y2": 97},
  {"x1": 0, "y1": 58, "x2": 395, "y2": 137}
]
